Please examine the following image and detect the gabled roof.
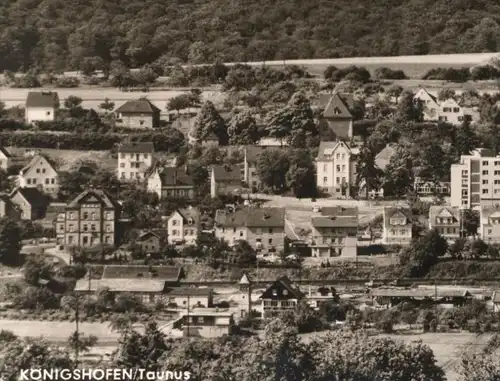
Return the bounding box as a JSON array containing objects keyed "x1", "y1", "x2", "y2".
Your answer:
[
  {"x1": 66, "y1": 189, "x2": 120, "y2": 209},
  {"x1": 492, "y1": 291, "x2": 500, "y2": 303},
  {"x1": 321, "y1": 206, "x2": 358, "y2": 217},
  {"x1": 384, "y1": 207, "x2": 412, "y2": 228},
  {"x1": 215, "y1": 207, "x2": 285, "y2": 228},
  {"x1": 312, "y1": 216, "x2": 358, "y2": 228},
  {"x1": 119, "y1": 142, "x2": 155, "y2": 154},
  {"x1": 10, "y1": 187, "x2": 48, "y2": 207},
  {"x1": 137, "y1": 231, "x2": 161, "y2": 241},
  {"x1": 158, "y1": 167, "x2": 194, "y2": 187},
  {"x1": 429, "y1": 206, "x2": 460, "y2": 223},
  {"x1": 20, "y1": 154, "x2": 57, "y2": 175},
  {"x1": 480, "y1": 205, "x2": 500, "y2": 223},
  {"x1": 323, "y1": 93, "x2": 353, "y2": 119},
  {"x1": 171, "y1": 207, "x2": 200, "y2": 224},
  {"x1": 102, "y1": 265, "x2": 184, "y2": 282},
  {"x1": 212, "y1": 164, "x2": 241, "y2": 182},
  {"x1": 0, "y1": 147, "x2": 11, "y2": 158},
  {"x1": 316, "y1": 141, "x2": 351, "y2": 160},
  {"x1": 26, "y1": 91, "x2": 59, "y2": 108},
  {"x1": 115, "y1": 99, "x2": 161, "y2": 114},
  {"x1": 260, "y1": 276, "x2": 304, "y2": 299},
  {"x1": 414, "y1": 88, "x2": 438, "y2": 104}
]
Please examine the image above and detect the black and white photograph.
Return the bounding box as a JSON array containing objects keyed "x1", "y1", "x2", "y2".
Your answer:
[{"x1": 1, "y1": 1, "x2": 500, "y2": 380}]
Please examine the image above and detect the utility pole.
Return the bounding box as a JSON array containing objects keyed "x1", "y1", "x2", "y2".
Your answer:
[
  {"x1": 75, "y1": 296, "x2": 80, "y2": 367},
  {"x1": 186, "y1": 294, "x2": 190, "y2": 337}
]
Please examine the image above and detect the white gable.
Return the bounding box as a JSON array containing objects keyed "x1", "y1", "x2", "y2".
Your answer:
[
  {"x1": 437, "y1": 208, "x2": 454, "y2": 218},
  {"x1": 440, "y1": 98, "x2": 460, "y2": 108}
]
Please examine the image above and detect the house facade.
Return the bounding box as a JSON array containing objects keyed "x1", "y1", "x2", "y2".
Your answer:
[
  {"x1": 413, "y1": 88, "x2": 440, "y2": 121},
  {"x1": 382, "y1": 207, "x2": 413, "y2": 245},
  {"x1": 450, "y1": 148, "x2": 500, "y2": 209},
  {"x1": 214, "y1": 207, "x2": 286, "y2": 251},
  {"x1": 438, "y1": 98, "x2": 467, "y2": 124},
  {"x1": 18, "y1": 154, "x2": 59, "y2": 196},
  {"x1": 165, "y1": 287, "x2": 213, "y2": 308},
  {"x1": 479, "y1": 205, "x2": 500, "y2": 244},
  {"x1": 147, "y1": 166, "x2": 195, "y2": 199},
  {"x1": 0, "y1": 194, "x2": 21, "y2": 221},
  {"x1": 316, "y1": 141, "x2": 358, "y2": 198},
  {"x1": 117, "y1": 142, "x2": 154, "y2": 182},
  {"x1": 310, "y1": 207, "x2": 358, "y2": 258},
  {"x1": 167, "y1": 207, "x2": 200, "y2": 245},
  {"x1": 210, "y1": 165, "x2": 242, "y2": 198},
  {"x1": 321, "y1": 93, "x2": 354, "y2": 139},
  {"x1": 173, "y1": 309, "x2": 235, "y2": 338},
  {"x1": 10, "y1": 187, "x2": 48, "y2": 220},
  {"x1": 260, "y1": 276, "x2": 304, "y2": 319},
  {"x1": 136, "y1": 231, "x2": 161, "y2": 254},
  {"x1": 56, "y1": 189, "x2": 120, "y2": 248},
  {"x1": 428, "y1": 206, "x2": 461, "y2": 241},
  {"x1": 243, "y1": 146, "x2": 267, "y2": 191},
  {"x1": 414, "y1": 178, "x2": 451, "y2": 196},
  {"x1": 114, "y1": 100, "x2": 161, "y2": 129},
  {"x1": 25, "y1": 91, "x2": 59, "y2": 124}
]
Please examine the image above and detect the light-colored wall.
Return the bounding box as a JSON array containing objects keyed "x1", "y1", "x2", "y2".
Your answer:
[
  {"x1": 316, "y1": 144, "x2": 356, "y2": 197},
  {"x1": 215, "y1": 226, "x2": 248, "y2": 246},
  {"x1": 19, "y1": 157, "x2": 59, "y2": 195},
  {"x1": 147, "y1": 171, "x2": 162, "y2": 198},
  {"x1": 26, "y1": 107, "x2": 55, "y2": 124},
  {"x1": 247, "y1": 226, "x2": 285, "y2": 250},
  {"x1": 116, "y1": 113, "x2": 154, "y2": 129},
  {"x1": 0, "y1": 153, "x2": 10, "y2": 172},
  {"x1": 382, "y1": 224, "x2": 412, "y2": 245},
  {"x1": 60, "y1": 208, "x2": 116, "y2": 247},
  {"x1": 167, "y1": 212, "x2": 198, "y2": 245},
  {"x1": 167, "y1": 295, "x2": 211, "y2": 308},
  {"x1": 310, "y1": 226, "x2": 357, "y2": 258},
  {"x1": 118, "y1": 151, "x2": 153, "y2": 181},
  {"x1": 10, "y1": 192, "x2": 32, "y2": 220}
]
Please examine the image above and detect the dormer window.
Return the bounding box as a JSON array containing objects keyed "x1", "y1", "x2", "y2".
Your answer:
[
  {"x1": 188, "y1": 218, "x2": 193, "y2": 225},
  {"x1": 272, "y1": 289, "x2": 277, "y2": 296},
  {"x1": 334, "y1": 107, "x2": 341, "y2": 115}
]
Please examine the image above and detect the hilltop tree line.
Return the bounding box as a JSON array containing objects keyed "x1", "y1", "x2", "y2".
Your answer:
[{"x1": 2, "y1": 0, "x2": 500, "y2": 72}]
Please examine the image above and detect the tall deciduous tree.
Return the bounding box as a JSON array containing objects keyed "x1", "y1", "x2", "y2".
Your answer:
[
  {"x1": 256, "y1": 149, "x2": 290, "y2": 193},
  {"x1": 0, "y1": 218, "x2": 21, "y2": 265},
  {"x1": 383, "y1": 145, "x2": 414, "y2": 197},
  {"x1": 265, "y1": 92, "x2": 318, "y2": 148},
  {"x1": 286, "y1": 149, "x2": 316, "y2": 198},
  {"x1": 453, "y1": 120, "x2": 478, "y2": 158},
  {"x1": 396, "y1": 90, "x2": 423, "y2": 122},
  {"x1": 192, "y1": 101, "x2": 228, "y2": 145},
  {"x1": 227, "y1": 108, "x2": 260, "y2": 144},
  {"x1": 356, "y1": 143, "x2": 383, "y2": 199}
]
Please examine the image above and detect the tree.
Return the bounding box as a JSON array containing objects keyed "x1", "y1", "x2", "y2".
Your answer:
[
  {"x1": 396, "y1": 90, "x2": 423, "y2": 122},
  {"x1": 286, "y1": 149, "x2": 316, "y2": 198},
  {"x1": 265, "y1": 92, "x2": 318, "y2": 148},
  {"x1": 356, "y1": 143, "x2": 383, "y2": 199},
  {"x1": 386, "y1": 84, "x2": 404, "y2": 103},
  {"x1": 23, "y1": 256, "x2": 54, "y2": 285},
  {"x1": 68, "y1": 331, "x2": 98, "y2": 355},
  {"x1": 453, "y1": 120, "x2": 478, "y2": 158},
  {"x1": 227, "y1": 108, "x2": 260, "y2": 145},
  {"x1": 457, "y1": 351, "x2": 500, "y2": 381},
  {"x1": 462, "y1": 209, "x2": 479, "y2": 237},
  {"x1": 256, "y1": 149, "x2": 290, "y2": 193},
  {"x1": 98, "y1": 98, "x2": 115, "y2": 113},
  {"x1": 383, "y1": 145, "x2": 414, "y2": 197},
  {"x1": 166, "y1": 94, "x2": 191, "y2": 116},
  {"x1": 64, "y1": 95, "x2": 83, "y2": 110},
  {"x1": 437, "y1": 88, "x2": 456, "y2": 101},
  {"x1": 0, "y1": 218, "x2": 21, "y2": 265},
  {"x1": 232, "y1": 240, "x2": 256, "y2": 265},
  {"x1": 192, "y1": 101, "x2": 228, "y2": 145}
]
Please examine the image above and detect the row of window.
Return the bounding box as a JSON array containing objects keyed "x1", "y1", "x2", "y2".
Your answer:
[
  {"x1": 65, "y1": 224, "x2": 113, "y2": 232},
  {"x1": 26, "y1": 178, "x2": 56, "y2": 185},
  {"x1": 389, "y1": 229, "x2": 409, "y2": 235},
  {"x1": 35, "y1": 168, "x2": 48, "y2": 174},
  {"x1": 220, "y1": 227, "x2": 274, "y2": 234},
  {"x1": 67, "y1": 235, "x2": 112, "y2": 244},
  {"x1": 67, "y1": 212, "x2": 113, "y2": 220},
  {"x1": 442, "y1": 107, "x2": 460, "y2": 113},
  {"x1": 171, "y1": 229, "x2": 196, "y2": 236},
  {"x1": 436, "y1": 218, "x2": 455, "y2": 224},
  {"x1": 120, "y1": 153, "x2": 149, "y2": 159},
  {"x1": 323, "y1": 164, "x2": 348, "y2": 172},
  {"x1": 322, "y1": 176, "x2": 348, "y2": 185},
  {"x1": 171, "y1": 219, "x2": 194, "y2": 226},
  {"x1": 436, "y1": 227, "x2": 458, "y2": 234},
  {"x1": 120, "y1": 172, "x2": 142, "y2": 179},
  {"x1": 120, "y1": 162, "x2": 142, "y2": 168}
]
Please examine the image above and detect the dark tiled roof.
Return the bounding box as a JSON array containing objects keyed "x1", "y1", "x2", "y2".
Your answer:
[
  {"x1": 26, "y1": 91, "x2": 59, "y2": 108},
  {"x1": 12, "y1": 187, "x2": 47, "y2": 207},
  {"x1": 21, "y1": 154, "x2": 56, "y2": 174},
  {"x1": 321, "y1": 206, "x2": 358, "y2": 217},
  {"x1": 67, "y1": 189, "x2": 120, "y2": 209},
  {"x1": 383, "y1": 207, "x2": 412, "y2": 228},
  {"x1": 323, "y1": 93, "x2": 353, "y2": 119},
  {"x1": 102, "y1": 265, "x2": 183, "y2": 282},
  {"x1": 115, "y1": 100, "x2": 160, "y2": 114},
  {"x1": 137, "y1": 231, "x2": 161, "y2": 241},
  {"x1": 429, "y1": 206, "x2": 460, "y2": 224},
  {"x1": 212, "y1": 164, "x2": 241, "y2": 182},
  {"x1": 119, "y1": 142, "x2": 155, "y2": 153},
  {"x1": 375, "y1": 144, "x2": 397, "y2": 170},
  {"x1": 176, "y1": 207, "x2": 200, "y2": 224},
  {"x1": 74, "y1": 278, "x2": 166, "y2": 293},
  {"x1": 159, "y1": 167, "x2": 194, "y2": 186},
  {"x1": 215, "y1": 207, "x2": 285, "y2": 228},
  {"x1": 312, "y1": 216, "x2": 358, "y2": 228},
  {"x1": 165, "y1": 287, "x2": 213, "y2": 297},
  {"x1": 260, "y1": 276, "x2": 304, "y2": 299},
  {"x1": 316, "y1": 141, "x2": 352, "y2": 160}
]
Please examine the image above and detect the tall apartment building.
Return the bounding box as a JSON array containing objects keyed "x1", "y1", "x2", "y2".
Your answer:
[
  {"x1": 315, "y1": 141, "x2": 358, "y2": 198},
  {"x1": 117, "y1": 142, "x2": 154, "y2": 182},
  {"x1": 450, "y1": 148, "x2": 500, "y2": 209},
  {"x1": 56, "y1": 189, "x2": 120, "y2": 248}
]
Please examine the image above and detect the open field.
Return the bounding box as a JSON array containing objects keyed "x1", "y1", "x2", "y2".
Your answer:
[
  {"x1": 0, "y1": 87, "x2": 224, "y2": 110},
  {"x1": 301, "y1": 331, "x2": 491, "y2": 381}
]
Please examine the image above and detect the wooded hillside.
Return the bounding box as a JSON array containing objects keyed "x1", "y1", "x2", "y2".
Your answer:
[{"x1": 1, "y1": 0, "x2": 500, "y2": 72}]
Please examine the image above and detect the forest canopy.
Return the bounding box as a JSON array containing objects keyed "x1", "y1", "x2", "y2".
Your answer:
[{"x1": 1, "y1": 0, "x2": 500, "y2": 72}]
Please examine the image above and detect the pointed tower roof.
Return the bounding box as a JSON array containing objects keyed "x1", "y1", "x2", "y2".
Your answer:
[{"x1": 239, "y1": 272, "x2": 252, "y2": 285}]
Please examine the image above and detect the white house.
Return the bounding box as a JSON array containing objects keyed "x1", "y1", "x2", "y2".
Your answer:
[
  {"x1": 438, "y1": 98, "x2": 466, "y2": 124},
  {"x1": 167, "y1": 208, "x2": 200, "y2": 245},
  {"x1": 117, "y1": 142, "x2": 154, "y2": 182},
  {"x1": 0, "y1": 147, "x2": 12, "y2": 172},
  {"x1": 25, "y1": 92, "x2": 59, "y2": 124},
  {"x1": 413, "y1": 88, "x2": 440, "y2": 121},
  {"x1": 18, "y1": 154, "x2": 59, "y2": 196}
]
